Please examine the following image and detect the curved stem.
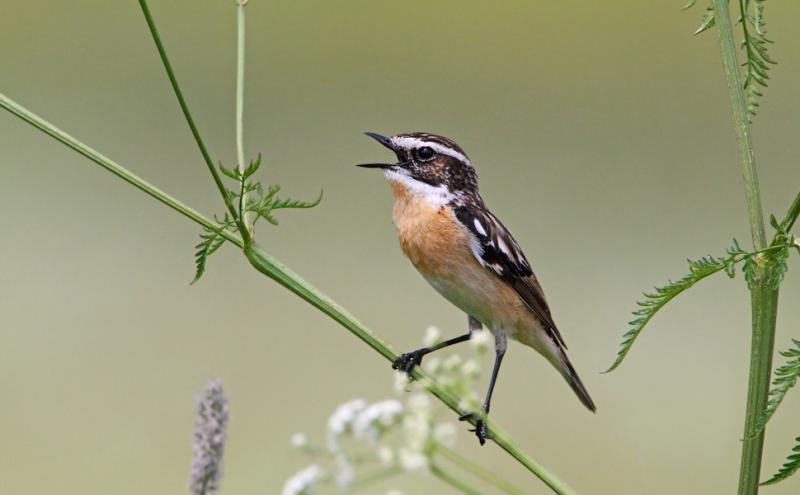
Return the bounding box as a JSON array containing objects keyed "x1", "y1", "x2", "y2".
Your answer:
[
  {"x1": 437, "y1": 445, "x2": 529, "y2": 495},
  {"x1": 0, "y1": 93, "x2": 576, "y2": 495},
  {"x1": 137, "y1": 0, "x2": 249, "y2": 242},
  {"x1": 430, "y1": 462, "x2": 486, "y2": 495}
]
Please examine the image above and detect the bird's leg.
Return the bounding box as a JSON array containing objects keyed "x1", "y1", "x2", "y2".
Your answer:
[
  {"x1": 460, "y1": 330, "x2": 507, "y2": 445},
  {"x1": 392, "y1": 316, "x2": 482, "y2": 374}
]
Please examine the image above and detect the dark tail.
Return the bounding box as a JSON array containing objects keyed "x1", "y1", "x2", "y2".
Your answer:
[{"x1": 560, "y1": 355, "x2": 596, "y2": 412}]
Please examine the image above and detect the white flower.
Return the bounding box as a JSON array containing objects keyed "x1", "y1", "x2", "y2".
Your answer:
[
  {"x1": 377, "y1": 446, "x2": 395, "y2": 465},
  {"x1": 432, "y1": 422, "x2": 457, "y2": 448},
  {"x1": 423, "y1": 357, "x2": 441, "y2": 375},
  {"x1": 422, "y1": 326, "x2": 442, "y2": 347},
  {"x1": 327, "y1": 399, "x2": 367, "y2": 452},
  {"x1": 470, "y1": 329, "x2": 493, "y2": 353},
  {"x1": 334, "y1": 455, "x2": 355, "y2": 489},
  {"x1": 353, "y1": 400, "x2": 404, "y2": 442},
  {"x1": 443, "y1": 354, "x2": 462, "y2": 372},
  {"x1": 403, "y1": 394, "x2": 432, "y2": 452},
  {"x1": 290, "y1": 433, "x2": 308, "y2": 449},
  {"x1": 461, "y1": 359, "x2": 481, "y2": 379},
  {"x1": 398, "y1": 448, "x2": 429, "y2": 472},
  {"x1": 282, "y1": 464, "x2": 323, "y2": 495},
  {"x1": 393, "y1": 371, "x2": 411, "y2": 394}
]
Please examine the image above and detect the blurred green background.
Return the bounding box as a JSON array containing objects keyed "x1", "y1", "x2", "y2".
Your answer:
[{"x1": 2, "y1": 1, "x2": 799, "y2": 493}]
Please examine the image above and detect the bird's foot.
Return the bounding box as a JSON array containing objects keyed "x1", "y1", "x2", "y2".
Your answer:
[
  {"x1": 459, "y1": 412, "x2": 490, "y2": 445},
  {"x1": 392, "y1": 350, "x2": 425, "y2": 375}
]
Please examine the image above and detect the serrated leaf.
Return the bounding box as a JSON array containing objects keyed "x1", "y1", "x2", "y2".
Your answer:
[
  {"x1": 191, "y1": 216, "x2": 235, "y2": 284},
  {"x1": 605, "y1": 253, "x2": 730, "y2": 372},
  {"x1": 744, "y1": 256, "x2": 757, "y2": 288},
  {"x1": 219, "y1": 163, "x2": 240, "y2": 180},
  {"x1": 271, "y1": 189, "x2": 324, "y2": 210},
  {"x1": 693, "y1": 6, "x2": 715, "y2": 35},
  {"x1": 242, "y1": 154, "x2": 262, "y2": 179},
  {"x1": 739, "y1": 0, "x2": 776, "y2": 122},
  {"x1": 752, "y1": 339, "x2": 800, "y2": 436},
  {"x1": 761, "y1": 435, "x2": 800, "y2": 485}
]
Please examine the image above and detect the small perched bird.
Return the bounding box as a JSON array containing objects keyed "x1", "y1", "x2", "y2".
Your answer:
[{"x1": 358, "y1": 132, "x2": 595, "y2": 444}]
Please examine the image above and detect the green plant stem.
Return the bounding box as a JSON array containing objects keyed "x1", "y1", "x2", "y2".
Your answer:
[
  {"x1": 431, "y1": 462, "x2": 487, "y2": 495},
  {"x1": 349, "y1": 466, "x2": 403, "y2": 493},
  {"x1": 0, "y1": 93, "x2": 241, "y2": 249},
  {"x1": 137, "y1": 0, "x2": 249, "y2": 242},
  {"x1": 711, "y1": 1, "x2": 778, "y2": 493},
  {"x1": 0, "y1": 93, "x2": 576, "y2": 495},
  {"x1": 437, "y1": 445, "x2": 529, "y2": 495},
  {"x1": 779, "y1": 192, "x2": 800, "y2": 232},
  {"x1": 235, "y1": 0, "x2": 251, "y2": 232}
]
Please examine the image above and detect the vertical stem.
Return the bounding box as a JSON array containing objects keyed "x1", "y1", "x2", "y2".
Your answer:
[
  {"x1": 138, "y1": 0, "x2": 250, "y2": 242},
  {"x1": 714, "y1": 0, "x2": 767, "y2": 250},
  {"x1": 235, "y1": 0, "x2": 251, "y2": 232},
  {"x1": 710, "y1": 1, "x2": 778, "y2": 493}
]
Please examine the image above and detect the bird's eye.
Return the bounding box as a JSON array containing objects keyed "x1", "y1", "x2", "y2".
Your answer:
[{"x1": 416, "y1": 146, "x2": 435, "y2": 161}]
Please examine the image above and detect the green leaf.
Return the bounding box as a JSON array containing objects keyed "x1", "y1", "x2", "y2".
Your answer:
[
  {"x1": 761, "y1": 435, "x2": 800, "y2": 485},
  {"x1": 192, "y1": 215, "x2": 235, "y2": 284},
  {"x1": 218, "y1": 162, "x2": 240, "y2": 180},
  {"x1": 605, "y1": 253, "x2": 731, "y2": 372},
  {"x1": 241, "y1": 154, "x2": 262, "y2": 179},
  {"x1": 752, "y1": 339, "x2": 800, "y2": 436},
  {"x1": 739, "y1": 0, "x2": 776, "y2": 122},
  {"x1": 693, "y1": 6, "x2": 716, "y2": 35},
  {"x1": 271, "y1": 189, "x2": 324, "y2": 210}
]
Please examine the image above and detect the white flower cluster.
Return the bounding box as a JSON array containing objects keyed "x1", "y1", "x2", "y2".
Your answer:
[
  {"x1": 282, "y1": 325, "x2": 487, "y2": 494},
  {"x1": 282, "y1": 464, "x2": 323, "y2": 495}
]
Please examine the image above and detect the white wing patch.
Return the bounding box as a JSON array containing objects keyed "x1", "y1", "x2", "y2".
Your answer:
[{"x1": 473, "y1": 218, "x2": 487, "y2": 236}]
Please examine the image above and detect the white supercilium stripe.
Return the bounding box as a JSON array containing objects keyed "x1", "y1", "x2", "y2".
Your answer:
[{"x1": 390, "y1": 136, "x2": 471, "y2": 166}]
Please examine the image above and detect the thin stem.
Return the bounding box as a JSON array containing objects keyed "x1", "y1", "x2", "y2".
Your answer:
[
  {"x1": 437, "y1": 445, "x2": 529, "y2": 495},
  {"x1": 0, "y1": 93, "x2": 575, "y2": 495},
  {"x1": 0, "y1": 92, "x2": 242, "y2": 249},
  {"x1": 348, "y1": 466, "x2": 403, "y2": 493},
  {"x1": 430, "y1": 462, "x2": 487, "y2": 495},
  {"x1": 235, "y1": 0, "x2": 251, "y2": 232},
  {"x1": 713, "y1": 0, "x2": 767, "y2": 250},
  {"x1": 137, "y1": 0, "x2": 249, "y2": 242},
  {"x1": 711, "y1": 1, "x2": 778, "y2": 494},
  {"x1": 779, "y1": 192, "x2": 800, "y2": 232}
]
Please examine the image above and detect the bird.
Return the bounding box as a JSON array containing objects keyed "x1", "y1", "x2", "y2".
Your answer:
[{"x1": 357, "y1": 131, "x2": 596, "y2": 445}]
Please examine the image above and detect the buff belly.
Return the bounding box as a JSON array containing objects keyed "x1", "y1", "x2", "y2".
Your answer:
[{"x1": 389, "y1": 181, "x2": 542, "y2": 347}]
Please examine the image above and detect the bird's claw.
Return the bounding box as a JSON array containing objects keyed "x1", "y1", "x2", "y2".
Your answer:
[
  {"x1": 392, "y1": 350, "x2": 424, "y2": 375},
  {"x1": 459, "y1": 412, "x2": 490, "y2": 445}
]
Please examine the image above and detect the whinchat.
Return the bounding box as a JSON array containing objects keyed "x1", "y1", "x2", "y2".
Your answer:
[{"x1": 358, "y1": 132, "x2": 595, "y2": 444}]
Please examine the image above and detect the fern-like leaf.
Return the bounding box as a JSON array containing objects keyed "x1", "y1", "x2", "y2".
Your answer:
[
  {"x1": 692, "y1": 4, "x2": 716, "y2": 35},
  {"x1": 762, "y1": 435, "x2": 800, "y2": 485},
  {"x1": 752, "y1": 339, "x2": 800, "y2": 436},
  {"x1": 192, "y1": 215, "x2": 236, "y2": 284},
  {"x1": 270, "y1": 190, "x2": 323, "y2": 210},
  {"x1": 605, "y1": 240, "x2": 751, "y2": 372},
  {"x1": 740, "y1": 0, "x2": 776, "y2": 121},
  {"x1": 606, "y1": 256, "x2": 727, "y2": 372}
]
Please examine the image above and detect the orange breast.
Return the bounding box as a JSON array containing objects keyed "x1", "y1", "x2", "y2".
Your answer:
[
  {"x1": 388, "y1": 179, "x2": 534, "y2": 336},
  {"x1": 390, "y1": 180, "x2": 471, "y2": 276}
]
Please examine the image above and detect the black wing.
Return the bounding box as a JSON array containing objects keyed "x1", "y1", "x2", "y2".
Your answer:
[{"x1": 454, "y1": 204, "x2": 567, "y2": 349}]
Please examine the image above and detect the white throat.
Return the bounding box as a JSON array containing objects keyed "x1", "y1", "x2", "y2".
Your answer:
[{"x1": 384, "y1": 169, "x2": 456, "y2": 206}]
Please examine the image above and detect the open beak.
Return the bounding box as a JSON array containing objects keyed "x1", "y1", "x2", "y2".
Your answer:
[{"x1": 357, "y1": 132, "x2": 396, "y2": 169}]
